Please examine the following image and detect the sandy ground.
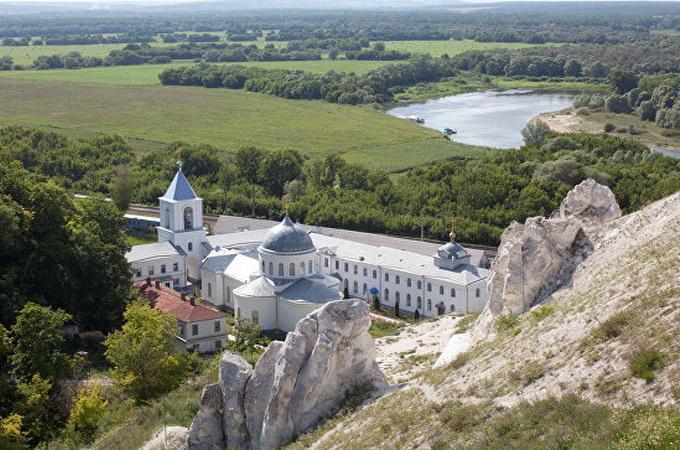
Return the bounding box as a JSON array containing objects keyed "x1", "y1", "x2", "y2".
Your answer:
[{"x1": 374, "y1": 315, "x2": 467, "y2": 384}]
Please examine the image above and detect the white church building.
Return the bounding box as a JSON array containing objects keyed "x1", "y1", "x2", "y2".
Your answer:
[{"x1": 127, "y1": 166, "x2": 490, "y2": 332}]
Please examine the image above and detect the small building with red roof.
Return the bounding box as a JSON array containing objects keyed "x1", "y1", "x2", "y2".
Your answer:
[{"x1": 134, "y1": 280, "x2": 227, "y2": 353}]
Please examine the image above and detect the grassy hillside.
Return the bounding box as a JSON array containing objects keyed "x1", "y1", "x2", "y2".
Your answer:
[
  {"x1": 290, "y1": 192, "x2": 680, "y2": 449},
  {"x1": 0, "y1": 78, "x2": 489, "y2": 170}
]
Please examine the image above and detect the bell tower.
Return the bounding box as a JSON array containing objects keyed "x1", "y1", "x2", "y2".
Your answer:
[{"x1": 157, "y1": 162, "x2": 207, "y2": 274}]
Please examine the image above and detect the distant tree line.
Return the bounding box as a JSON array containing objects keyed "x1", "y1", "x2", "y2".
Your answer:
[
  {"x1": 2, "y1": 6, "x2": 680, "y2": 44},
  {"x1": 159, "y1": 54, "x2": 454, "y2": 104}
]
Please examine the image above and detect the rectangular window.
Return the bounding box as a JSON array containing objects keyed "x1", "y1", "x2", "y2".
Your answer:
[
  {"x1": 335, "y1": 261, "x2": 339, "y2": 270},
  {"x1": 148, "y1": 266, "x2": 154, "y2": 276},
  {"x1": 324, "y1": 258, "x2": 329, "y2": 268},
  {"x1": 353, "y1": 265, "x2": 358, "y2": 275},
  {"x1": 161, "y1": 264, "x2": 166, "y2": 274},
  {"x1": 215, "y1": 340, "x2": 222, "y2": 350},
  {"x1": 173, "y1": 262, "x2": 179, "y2": 272},
  {"x1": 344, "y1": 262, "x2": 349, "y2": 272},
  {"x1": 214, "y1": 321, "x2": 221, "y2": 332},
  {"x1": 192, "y1": 324, "x2": 198, "y2": 336},
  {"x1": 135, "y1": 269, "x2": 141, "y2": 278}
]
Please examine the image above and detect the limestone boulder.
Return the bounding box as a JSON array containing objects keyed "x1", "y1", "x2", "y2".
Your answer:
[
  {"x1": 556, "y1": 178, "x2": 621, "y2": 224},
  {"x1": 187, "y1": 384, "x2": 224, "y2": 450},
  {"x1": 471, "y1": 179, "x2": 620, "y2": 343},
  {"x1": 188, "y1": 299, "x2": 387, "y2": 450}
]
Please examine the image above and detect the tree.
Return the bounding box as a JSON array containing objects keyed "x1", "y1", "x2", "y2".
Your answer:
[
  {"x1": 605, "y1": 94, "x2": 632, "y2": 114},
  {"x1": 414, "y1": 309, "x2": 420, "y2": 321},
  {"x1": 104, "y1": 301, "x2": 192, "y2": 401},
  {"x1": 10, "y1": 302, "x2": 73, "y2": 383},
  {"x1": 373, "y1": 294, "x2": 380, "y2": 311},
  {"x1": 230, "y1": 317, "x2": 263, "y2": 353},
  {"x1": 343, "y1": 286, "x2": 350, "y2": 299},
  {"x1": 233, "y1": 146, "x2": 268, "y2": 184},
  {"x1": 67, "y1": 385, "x2": 108, "y2": 443},
  {"x1": 258, "y1": 148, "x2": 304, "y2": 197},
  {"x1": 110, "y1": 164, "x2": 134, "y2": 211},
  {"x1": 608, "y1": 68, "x2": 638, "y2": 95},
  {"x1": 15, "y1": 374, "x2": 51, "y2": 445},
  {"x1": 394, "y1": 299, "x2": 400, "y2": 318},
  {"x1": 521, "y1": 120, "x2": 551, "y2": 147}
]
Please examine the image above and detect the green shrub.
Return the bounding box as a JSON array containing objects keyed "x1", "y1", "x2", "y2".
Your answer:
[
  {"x1": 604, "y1": 123, "x2": 616, "y2": 132},
  {"x1": 591, "y1": 311, "x2": 632, "y2": 343},
  {"x1": 629, "y1": 349, "x2": 664, "y2": 382},
  {"x1": 496, "y1": 314, "x2": 519, "y2": 332}
]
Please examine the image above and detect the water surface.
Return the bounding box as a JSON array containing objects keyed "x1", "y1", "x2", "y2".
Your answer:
[{"x1": 388, "y1": 89, "x2": 574, "y2": 149}]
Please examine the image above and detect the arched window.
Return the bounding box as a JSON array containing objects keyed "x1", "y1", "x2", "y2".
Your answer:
[
  {"x1": 252, "y1": 310, "x2": 259, "y2": 325},
  {"x1": 184, "y1": 207, "x2": 193, "y2": 230},
  {"x1": 427, "y1": 299, "x2": 432, "y2": 311},
  {"x1": 450, "y1": 304, "x2": 455, "y2": 312},
  {"x1": 309, "y1": 260, "x2": 312, "y2": 273},
  {"x1": 164, "y1": 208, "x2": 170, "y2": 228},
  {"x1": 262, "y1": 261, "x2": 265, "y2": 272},
  {"x1": 427, "y1": 282, "x2": 432, "y2": 292},
  {"x1": 417, "y1": 297, "x2": 422, "y2": 309},
  {"x1": 475, "y1": 288, "x2": 481, "y2": 297},
  {"x1": 384, "y1": 273, "x2": 389, "y2": 282},
  {"x1": 278, "y1": 263, "x2": 284, "y2": 277},
  {"x1": 363, "y1": 268, "x2": 368, "y2": 276},
  {"x1": 439, "y1": 286, "x2": 444, "y2": 295},
  {"x1": 417, "y1": 280, "x2": 422, "y2": 289},
  {"x1": 451, "y1": 288, "x2": 456, "y2": 298},
  {"x1": 226, "y1": 287, "x2": 231, "y2": 304},
  {"x1": 395, "y1": 291, "x2": 400, "y2": 301},
  {"x1": 300, "y1": 262, "x2": 305, "y2": 275},
  {"x1": 207, "y1": 283, "x2": 212, "y2": 298},
  {"x1": 290, "y1": 263, "x2": 295, "y2": 276},
  {"x1": 372, "y1": 270, "x2": 377, "y2": 279},
  {"x1": 362, "y1": 283, "x2": 367, "y2": 293},
  {"x1": 353, "y1": 281, "x2": 358, "y2": 293},
  {"x1": 395, "y1": 275, "x2": 400, "y2": 285},
  {"x1": 268, "y1": 262, "x2": 273, "y2": 275},
  {"x1": 188, "y1": 242, "x2": 193, "y2": 252},
  {"x1": 406, "y1": 293, "x2": 411, "y2": 306},
  {"x1": 407, "y1": 278, "x2": 412, "y2": 287},
  {"x1": 384, "y1": 289, "x2": 389, "y2": 301}
]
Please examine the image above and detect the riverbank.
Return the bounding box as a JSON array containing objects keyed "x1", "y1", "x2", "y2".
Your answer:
[{"x1": 536, "y1": 108, "x2": 680, "y2": 157}]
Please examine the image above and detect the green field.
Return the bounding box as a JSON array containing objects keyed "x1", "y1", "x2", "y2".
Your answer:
[
  {"x1": 0, "y1": 78, "x2": 490, "y2": 170},
  {"x1": 386, "y1": 39, "x2": 542, "y2": 56}
]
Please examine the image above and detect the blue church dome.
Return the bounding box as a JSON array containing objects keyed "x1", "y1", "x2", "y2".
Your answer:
[{"x1": 259, "y1": 216, "x2": 315, "y2": 254}]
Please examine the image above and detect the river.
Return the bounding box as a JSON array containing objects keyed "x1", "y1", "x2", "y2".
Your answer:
[{"x1": 387, "y1": 89, "x2": 574, "y2": 149}]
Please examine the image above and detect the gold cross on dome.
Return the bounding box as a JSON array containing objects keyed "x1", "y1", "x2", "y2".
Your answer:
[
  {"x1": 282, "y1": 195, "x2": 291, "y2": 215},
  {"x1": 450, "y1": 218, "x2": 456, "y2": 241}
]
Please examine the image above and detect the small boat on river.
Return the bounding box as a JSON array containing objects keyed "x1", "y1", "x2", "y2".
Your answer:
[{"x1": 406, "y1": 115, "x2": 425, "y2": 124}]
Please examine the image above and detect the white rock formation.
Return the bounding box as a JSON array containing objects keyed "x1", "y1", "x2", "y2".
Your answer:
[
  {"x1": 141, "y1": 426, "x2": 189, "y2": 450},
  {"x1": 187, "y1": 299, "x2": 387, "y2": 450},
  {"x1": 471, "y1": 179, "x2": 621, "y2": 343}
]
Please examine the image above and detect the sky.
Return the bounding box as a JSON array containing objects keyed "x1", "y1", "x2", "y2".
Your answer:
[{"x1": 0, "y1": 0, "x2": 676, "y2": 3}]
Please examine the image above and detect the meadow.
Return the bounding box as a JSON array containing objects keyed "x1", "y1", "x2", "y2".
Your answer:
[
  {"x1": 0, "y1": 77, "x2": 490, "y2": 170},
  {"x1": 386, "y1": 39, "x2": 541, "y2": 56}
]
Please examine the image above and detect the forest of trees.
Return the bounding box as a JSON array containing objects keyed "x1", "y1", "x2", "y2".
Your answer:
[{"x1": 1, "y1": 125, "x2": 678, "y2": 251}]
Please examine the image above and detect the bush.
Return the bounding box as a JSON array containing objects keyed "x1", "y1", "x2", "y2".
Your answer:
[
  {"x1": 629, "y1": 349, "x2": 664, "y2": 382},
  {"x1": 604, "y1": 123, "x2": 616, "y2": 132},
  {"x1": 496, "y1": 314, "x2": 519, "y2": 332}
]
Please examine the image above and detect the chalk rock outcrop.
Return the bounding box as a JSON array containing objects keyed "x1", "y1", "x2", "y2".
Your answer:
[
  {"x1": 554, "y1": 177, "x2": 622, "y2": 224},
  {"x1": 187, "y1": 299, "x2": 387, "y2": 450},
  {"x1": 471, "y1": 179, "x2": 621, "y2": 343}
]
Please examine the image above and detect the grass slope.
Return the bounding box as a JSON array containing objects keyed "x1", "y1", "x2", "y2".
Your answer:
[
  {"x1": 294, "y1": 192, "x2": 680, "y2": 449},
  {"x1": 0, "y1": 78, "x2": 488, "y2": 170}
]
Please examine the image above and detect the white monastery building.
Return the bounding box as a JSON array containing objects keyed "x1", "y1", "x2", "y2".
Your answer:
[{"x1": 127, "y1": 166, "x2": 490, "y2": 332}]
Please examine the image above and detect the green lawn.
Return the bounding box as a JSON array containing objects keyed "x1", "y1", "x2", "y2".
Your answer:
[{"x1": 0, "y1": 78, "x2": 489, "y2": 171}]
